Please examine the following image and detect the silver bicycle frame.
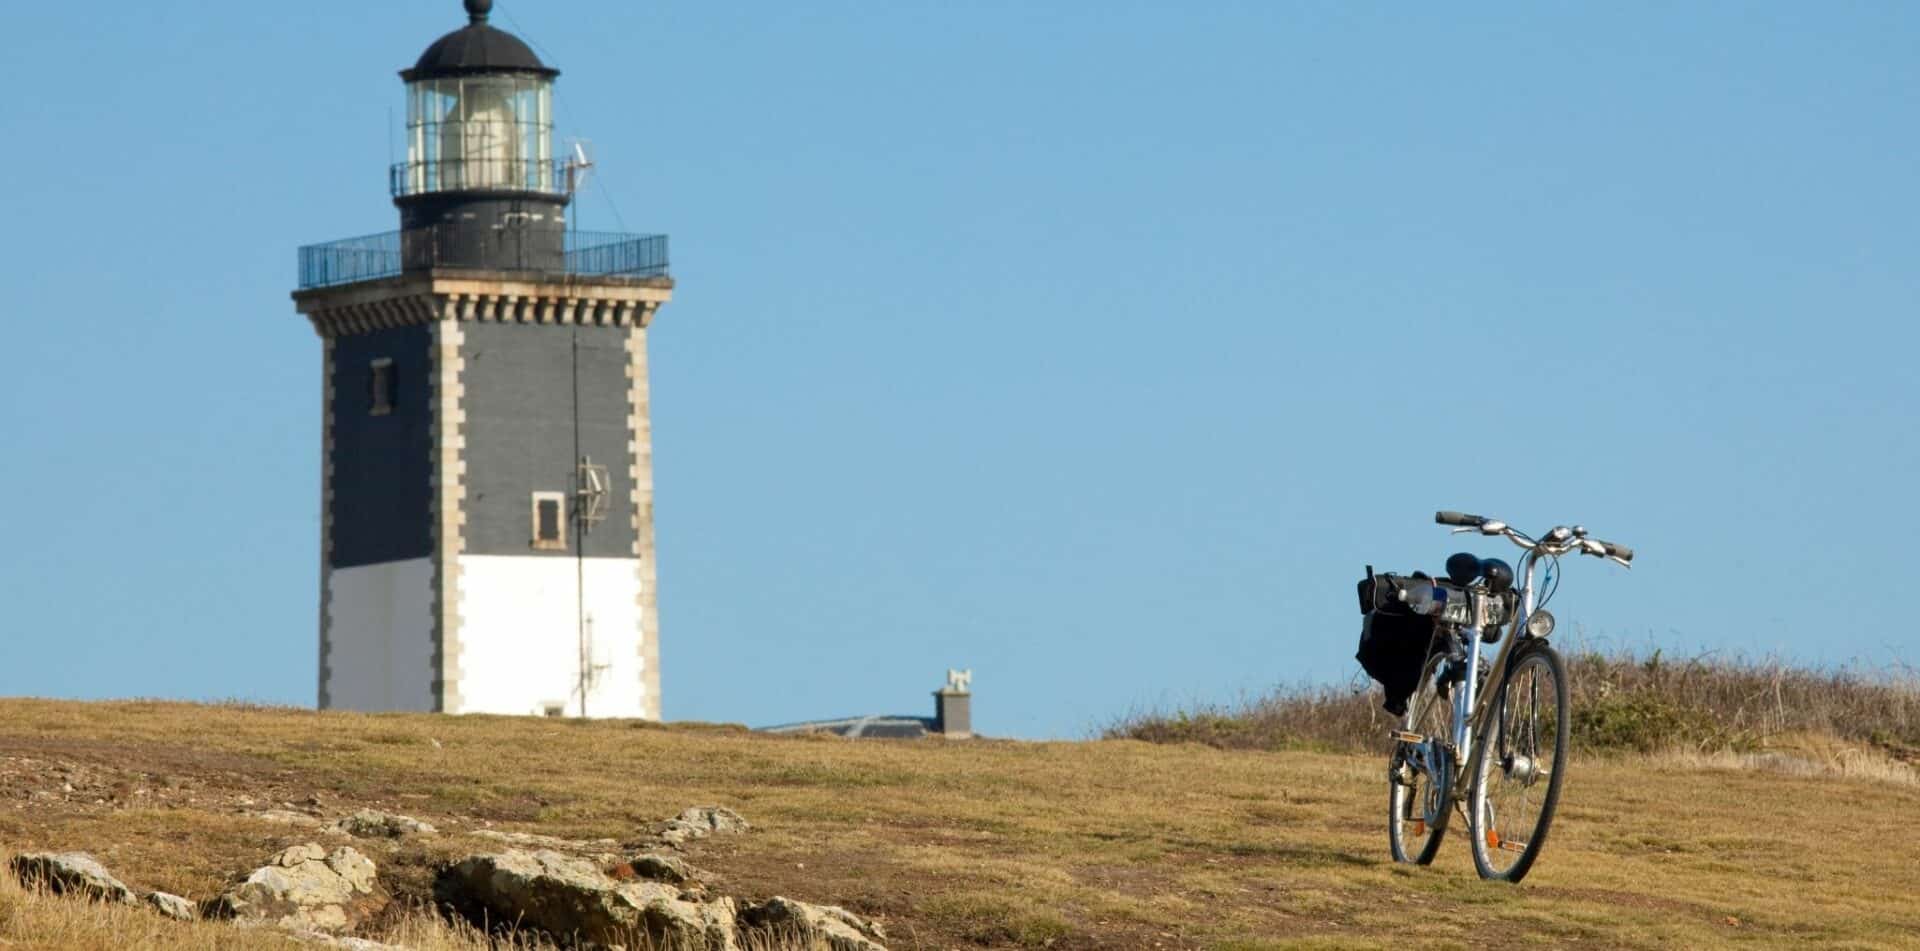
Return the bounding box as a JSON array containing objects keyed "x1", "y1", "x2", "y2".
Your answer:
[{"x1": 1441, "y1": 549, "x2": 1544, "y2": 777}]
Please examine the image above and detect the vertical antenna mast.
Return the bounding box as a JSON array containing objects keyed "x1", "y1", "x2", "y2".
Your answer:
[{"x1": 564, "y1": 140, "x2": 595, "y2": 236}]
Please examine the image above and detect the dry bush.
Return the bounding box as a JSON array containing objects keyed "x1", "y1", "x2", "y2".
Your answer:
[{"x1": 1108, "y1": 647, "x2": 1920, "y2": 760}]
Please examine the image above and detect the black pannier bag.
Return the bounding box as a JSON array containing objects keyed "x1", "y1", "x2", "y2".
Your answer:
[{"x1": 1356, "y1": 569, "x2": 1439, "y2": 717}]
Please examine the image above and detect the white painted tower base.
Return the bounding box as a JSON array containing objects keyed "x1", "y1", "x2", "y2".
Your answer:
[
  {"x1": 320, "y1": 556, "x2": 648, "y2": 718},
  {"x1": 453, "y1": 555, "x2": 648, "y2": 718}
]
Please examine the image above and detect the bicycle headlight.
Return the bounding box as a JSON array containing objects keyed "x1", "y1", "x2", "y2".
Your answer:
[{"x1": 1525, "y1": 610, "x2": 1555, "y2": 638}]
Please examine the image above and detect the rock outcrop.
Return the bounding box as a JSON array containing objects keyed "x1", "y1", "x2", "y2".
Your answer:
[
  {"x1": 435, "y1": 849, "x2": 742, "y2": 949},
  {"x1": 7, "y1": 805, "x2": 882, "y2": 950},
  {"x1": 614, "y1": 852, "x2": 704, "y2": 887},
  {"x1": 741, "y1": 897, "x2": 888, "y2": 951},
  {"x1": 206, "y1": 844, "x2": 382, "y2": 934},
  {"x1": 146, "y1": 890, "x2": 197, "y2": 921},
  {"x1": 660, "y1": 805, "x2": 751, "y2": 845},
  {"x1": 332, "y1": 809, "x2": 437, "y2": 839},
  {"x1": 471, "y1": 828, "x2": 618, "y2": 852},
  {"x1": 8, "y1": 852, "x2": 138, "y2": 905}
]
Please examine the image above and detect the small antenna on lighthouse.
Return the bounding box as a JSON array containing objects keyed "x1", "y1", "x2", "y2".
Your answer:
[
  {"x1": 564, "y1": 139, "x2": 596, "y2": 199},
  {"x1": 574, "y1": 455, "x2": 610, "y2": 530}
]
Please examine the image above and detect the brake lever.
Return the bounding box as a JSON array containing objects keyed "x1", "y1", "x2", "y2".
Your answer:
[
  {"x1": 1607, "y1": 555, "x2": 1632, "y2": 570},
  {"x1": 1450, "y1": 527, "x2": 1474, "y2": 535}
]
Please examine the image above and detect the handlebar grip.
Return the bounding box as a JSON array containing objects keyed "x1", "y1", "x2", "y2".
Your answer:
[
  {"x1": 1435, "y1": 511, "x2": 1485, "y2": 527},
  {"x1": 1602, "y1": 542, "x2": 1634, "y2": 562}
]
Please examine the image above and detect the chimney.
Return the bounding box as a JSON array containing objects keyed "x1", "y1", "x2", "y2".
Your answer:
[{"x1": 933, "y1": 669, "x2": 972, "y2": 739}]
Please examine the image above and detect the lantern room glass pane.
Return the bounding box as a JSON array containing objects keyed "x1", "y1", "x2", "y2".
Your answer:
[{"x1": 403, "y1": 75, "x2": 555, "y2": 195}]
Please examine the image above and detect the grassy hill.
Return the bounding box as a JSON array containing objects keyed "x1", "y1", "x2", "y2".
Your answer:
[{"x1": 1, "y1": 696, "x2": 1917, "y2": 949}]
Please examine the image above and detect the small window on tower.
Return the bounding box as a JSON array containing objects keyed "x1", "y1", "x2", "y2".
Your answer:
[
  {"x1": 369, "y1": 358, "x2": 395, "y2": 416},
  {"x1": 532, "y1": 492, "x2": 566, "y2": 550}
]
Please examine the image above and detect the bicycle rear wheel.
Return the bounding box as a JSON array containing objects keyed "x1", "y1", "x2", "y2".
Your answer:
[
  {"x1": 1467, "y1": 642, "x2": 1570, "y2": 883},
  {"x1": 1388, "y1": 654, "x2": 1454, "y2": 865}
]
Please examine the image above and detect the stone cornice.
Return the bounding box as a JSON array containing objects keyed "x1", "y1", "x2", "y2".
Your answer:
[{"x1": 294, "y1": 271, "x2": 673, "y2": 339}]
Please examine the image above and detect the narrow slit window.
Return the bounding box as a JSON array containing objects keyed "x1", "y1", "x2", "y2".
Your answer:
[
  {"x1": 532, "y1": 492, "x2": 566, "y2": 550},
  {"x1": 369, "y1": 358, "x2": 395, "y2": 416}
]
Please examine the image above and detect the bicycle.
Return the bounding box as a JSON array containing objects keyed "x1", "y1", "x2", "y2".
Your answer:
[{"x1": 1374, "y1": 511, "x2": 1633, "y2": 883}]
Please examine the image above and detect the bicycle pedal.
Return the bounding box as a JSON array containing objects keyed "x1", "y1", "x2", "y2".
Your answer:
[{"x1": 1390, "y1": 730, "x2": 1425, "y2": 744}]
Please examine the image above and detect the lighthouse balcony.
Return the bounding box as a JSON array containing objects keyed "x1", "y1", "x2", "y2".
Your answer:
[
  {"x1": 390, "y1": 158, "x2": 570, "y2": 198},
  {"x1": 297, "y1": 228, "x2": 668, "y2": 290}
]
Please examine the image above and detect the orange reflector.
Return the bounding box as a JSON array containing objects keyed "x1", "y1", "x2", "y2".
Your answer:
[{"x1": 1412, "y1": 820, "x2": 1426, "y2": 836}]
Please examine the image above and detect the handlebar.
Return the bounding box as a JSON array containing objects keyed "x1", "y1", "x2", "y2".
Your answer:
[
  {"x1": 1434, "y1": 510, "x2": 1634, "y2": 566},
  {"x1": 1596, "y1": 541, "x2": 1634, "y2": 563}
]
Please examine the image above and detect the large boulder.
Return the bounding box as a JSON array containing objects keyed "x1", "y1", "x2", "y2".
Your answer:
[
  {"x1": 206, "y1": 844, "x2": 382, "y2": 934},
  {"x1": 8, "y1": 852, "x2": 137, "y2": 905},
  {"x1": 740, "y1": 897, "x2": 888, "y2": 951},
  {"x1": 436, "y1": 849, "x2": 739, "y2": 949}
]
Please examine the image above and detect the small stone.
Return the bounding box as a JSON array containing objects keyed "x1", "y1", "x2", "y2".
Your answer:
[
  {"x1": 332, "y1": 809, "x2": 437, "y2": 839},
  {"x1": 659, "y1": 806, "x2": 750, "y2": 846},
  {"x1": 619, "y1": 853, "x2": 703, "y2": 885},
  {"x1": 277, "y1": 844, "x2": 328, "y2": 867},
  {"x1": 256, "y1": 810, "x2": 325, "y2": 829},
  {"x1": 147, "y1": 891, "x2": 197, "y2": 921},
  {"x1": 676, "y1": 806, "x2": 751, "y2": 835}
]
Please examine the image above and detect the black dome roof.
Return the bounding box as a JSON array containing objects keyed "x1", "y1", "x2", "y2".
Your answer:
[{"x1": 402, "y1": 1, "x2": 558, "y2": 81}]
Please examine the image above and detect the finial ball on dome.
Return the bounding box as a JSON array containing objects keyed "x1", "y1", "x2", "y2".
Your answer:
[{"x1": 465, "y1": 0, "x2": 492, "y2": 23}]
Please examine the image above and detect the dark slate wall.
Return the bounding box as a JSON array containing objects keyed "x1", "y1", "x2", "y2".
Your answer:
[
  {"x1": 461, "y1": 322, "x2": 637, "y2": 558},
  {"x1": 330, "y1": 325, "x2": 434, "y2": 569},
  {"x1": 397, "y1": 194, "x2": 568, "y2": 272}
]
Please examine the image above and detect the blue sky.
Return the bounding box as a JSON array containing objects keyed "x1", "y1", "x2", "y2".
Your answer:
[{"x1": 0, "y1": 1, "x2": 1914, "y2": 738}]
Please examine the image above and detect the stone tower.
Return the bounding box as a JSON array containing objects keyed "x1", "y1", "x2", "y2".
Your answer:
[{"x1": 292, "y1": 0, "x2": 672, "y2": 719}]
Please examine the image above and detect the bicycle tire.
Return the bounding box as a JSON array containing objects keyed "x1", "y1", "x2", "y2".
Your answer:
[
  {"x1": 1467, "y1": 641, "x2": 1570, "y2": 883},
  {"x1": 1388, "y1": 653, "x2": 1454, "y2": 865}
]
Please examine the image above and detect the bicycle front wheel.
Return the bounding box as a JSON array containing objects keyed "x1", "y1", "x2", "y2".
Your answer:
[
  {"x1": 1467, "y1": 642, "x2": 1570, "y2": 883},
  {"x1": 1388, "y1": 654, "x2": 1454, "y2": 865}
]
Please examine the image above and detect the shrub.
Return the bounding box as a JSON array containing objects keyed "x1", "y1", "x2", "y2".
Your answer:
[{"x1": 1108, "y1": 647, "x2": 1920, "y2": 757}]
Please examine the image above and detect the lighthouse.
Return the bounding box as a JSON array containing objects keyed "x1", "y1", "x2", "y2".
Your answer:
[{"x1": 293, "y1": 0, "x2": 672, "y2": 719}]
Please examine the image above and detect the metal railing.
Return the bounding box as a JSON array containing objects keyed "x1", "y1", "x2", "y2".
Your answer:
[
  {"x1": 390, "y1": 158, "x2": 569, "y2": 197},
  {"x1": 568, "y1": 231, "x2": 670, "y2": 279},
  {"x1": 299, "y1": 231, "x2": 404, "y2": 289},
  {"x1": 298, "y1": 228, "x2": 669, "y2": 290}
]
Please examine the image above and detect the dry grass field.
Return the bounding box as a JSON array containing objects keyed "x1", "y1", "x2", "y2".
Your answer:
[{"x1": 1, "y1": 698, "x2": 1917, "y2": 950}]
